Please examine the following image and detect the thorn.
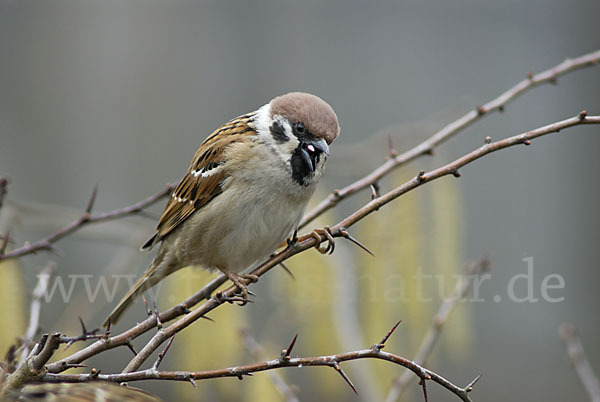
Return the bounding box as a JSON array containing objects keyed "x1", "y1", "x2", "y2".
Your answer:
[
  {"x1": 78, "y1": 317, "x2": 88, "y2": 335},
  {"x1": 200, "y1": 315, "x2": 215, "y2": 322},
  {"x1": 424, "y1": 148, "x2": 435, "y2": 156},
  {"x1": 476, "y1": 106, "x2": 486, "y2": 116},
  {"x1": 375, "y1": 320, "x2": 402, "y2": 349},
  {"x1": 278, "y1": 262, "x2": 295, "y2": 280},
  {"x1": 333, "y1": 363, "x2": 358, "y2": 394},
  {"x1": 126, "y1": 340, "x2": 137, "y2": 356},
  {"x1": 522, "y1": 139, "x2": 531, "y2": 146},
  {"x1": 281, "y1": 334, "x2": 298, "y2": 359},
  {"x1": 340, "y1": 229, "x2": 374, "y2": 257},
  {"x1": 484, "y1": 136, "x2": 492, "y2": 144},
  {"x1": 579, "y1": 110, "x2": 588, "y2": 120},
  {"x1": 452, "y1": 169, "x2": 461, "y2": 178},
  {"x1": 187, "y1": 375, "x2": 197, "y2": 388},
  {"x1": 527, "y1": 71, "x2": 534, "y2": 80},
  {"x1": 47, "y1": 243, "x2": 64, "y2": 257},
  {"x1": 142, "y1": 295, "x2": 152, "y2": 317},
  {"x1": 465, "y1": 373, "x2": 483, "y2": 392},
  {"x1": 388, "y1": 135, "x2": 397, "y2": 158},
  {"x1": 152, "y1": 334, "x2": 175, "y2": 371},
  {"x1": 420, "y1": 376, "x2": 429, "y2": 402},
  {"x1": 85, "y1": 185, "x2": 98, "y2": 214},
  {"x1": 153, "y1": 300, "x2": 162, "y2": 330},
  {"x1": 416, "y1": 170, "x2": 426, "y2": 183},
  {"x1": 370, "y1": 183, "x2": 379, "y2": 200},
  {"x1": 63, "y1": 341, "x2": 75, "y2": 351}
]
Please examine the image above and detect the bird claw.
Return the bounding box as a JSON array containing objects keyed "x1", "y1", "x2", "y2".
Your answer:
[
  {"x1": 215, "y1": 292, "x2": 252, "y2": 305},
  {"x1": 286, "y1": 229, "x2": 299, "y2": 250},
  {"x1": 216, "y1": 271, "x2": 258, "y2": 306},
  {"x1": 311, "y1": 226, "x2": 335, "y2": 254}
]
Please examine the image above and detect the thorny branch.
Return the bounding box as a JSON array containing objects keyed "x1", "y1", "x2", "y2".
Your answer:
[
  {"x1": 300, "y1": 49, "x2": 600, "y2": 228},
  {"x1": 0, "y1": 184, "x2": 174, "y2": 261},
  {"x1": 43, "y1": 112, "x2": 600, "y2": 379},
  {"x1": 2, "y1": 49, "x2": 599, "y2": 400},
  {"x1": 0, "y1": 333, "x2": 61, "y2": 397},
  {"x1": 559, "y1": 323, "x2": 600, "y2": 402},
  {"x1": 43, "y1": 323, "x2": 479, "y2": 402},
  {"x1": 385, "y1": 258, "x2": 490, "y2": 402}
]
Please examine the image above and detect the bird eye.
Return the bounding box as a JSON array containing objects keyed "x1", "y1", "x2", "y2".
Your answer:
[{"x1": 295, "y1": 122, "x2": 305, "y2": 134}]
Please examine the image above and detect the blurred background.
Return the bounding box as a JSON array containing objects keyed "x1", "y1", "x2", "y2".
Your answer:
[{"x1": 1, "y1": 0, "x2": 600, "y2": 401}]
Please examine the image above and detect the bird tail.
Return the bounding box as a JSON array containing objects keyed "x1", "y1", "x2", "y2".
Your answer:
[{"x1": 103, "y1": 270, "x2": 160, "y2": 327}]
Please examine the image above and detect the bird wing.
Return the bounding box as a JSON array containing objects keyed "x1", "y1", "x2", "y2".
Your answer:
[{"x1": 142, "y1": 113, "x2": 256, "y2": 249}]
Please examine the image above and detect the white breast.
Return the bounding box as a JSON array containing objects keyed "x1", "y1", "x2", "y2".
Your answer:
[{"x1": 173, "y1": 143, "x2": 315, "y2": 273}]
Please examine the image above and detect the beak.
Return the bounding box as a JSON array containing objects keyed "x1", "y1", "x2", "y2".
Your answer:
[
  {"x1": 305, "y1": 138, "x2": 329, "y2": 156},
  {"x1": 300, "y1": 138, "x2": 329, "y2": 173}
]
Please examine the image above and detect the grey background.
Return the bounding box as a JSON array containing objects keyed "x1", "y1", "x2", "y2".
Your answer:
[{"x1": 1, "y1": 0, "x2": 600, "y2": 401}]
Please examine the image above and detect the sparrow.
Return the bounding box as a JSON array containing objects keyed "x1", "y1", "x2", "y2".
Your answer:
[{"x1": 104, "y1": 92, "x2": 339, "y2": 326}]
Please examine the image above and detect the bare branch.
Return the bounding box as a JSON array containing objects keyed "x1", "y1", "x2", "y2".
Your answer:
[
  {"x1": 59, "y1": 318, "x2": 109, "y2": 350},
  {"x1": 1, "y1": 333, "x2": 61, "y2": 397},
  {"x1": 385, "y1": 258, "x2": 491, "y2": 402},
  {"x1": 559, "y1": 323, "x2": 600, "y2": 402},
  {"x1": 45, "y1": 113, "x2": 600, "y2": 376},
  {"x1": 300, "y1": 49, "x2": 600, "y2": 228},
  {"x1": 0, "y1": 184, "x2": 174, "y2": 261},
  {"x1": 43, "y1": 326, "x2": 477, "y2": 402},
  {"x1": 151, "y1": 335, "x2": 175, "y2": 371}
]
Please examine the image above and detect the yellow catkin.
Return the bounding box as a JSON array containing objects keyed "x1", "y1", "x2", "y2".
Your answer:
[
  {"x1": 167, "y1": 267, "x2": 246, "y2": 401},
  {"x1": 429, "y1": 175, "x2": 471, "y2": 360},
  {"x1": 0, "y1": 259, "x2": 26, "y2": 355},
  {"x1": 358, "y1": 169, "x2": 426, "y2": 390}
]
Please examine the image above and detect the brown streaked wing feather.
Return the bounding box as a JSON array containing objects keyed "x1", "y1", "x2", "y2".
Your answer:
[{"x1": 144, "y1": 114, "x2": 256, "y2": 247}]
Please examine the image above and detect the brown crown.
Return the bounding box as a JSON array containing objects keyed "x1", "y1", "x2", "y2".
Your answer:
[{"x1": 270, "y1": 92, "x2": 340, "y2": 144}]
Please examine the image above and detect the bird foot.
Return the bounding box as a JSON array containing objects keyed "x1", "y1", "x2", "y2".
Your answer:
[
  {"x1": 310, "y1": 226, "x2": 335, "y2": 254},
  {"x1": 216, "y1": 270, "x2": 258, "y2": 305}
]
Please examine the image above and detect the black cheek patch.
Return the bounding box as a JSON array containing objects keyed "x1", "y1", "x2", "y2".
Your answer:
[
  {"x1": 290, "y1": 147, "x2": 312, "y2": 186},
  {"x1": 270, "y1": 121, "x2": 289, "y2": 143}
]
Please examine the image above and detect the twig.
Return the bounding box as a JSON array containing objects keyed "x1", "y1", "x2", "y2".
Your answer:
[
  {"x1": 385, "y1": 258, "x2": 490, "y2": 402},
  {"x1": 152, "y1": 335, "x2": 175, "y2": 371},
  {"x1": 1, "y1": 333, "x2": 61, "y2": 397},
  {"x1": 559, "y1": 323, "x2": 600, "y2": 402},
  {"x1": 0, "y1": 184, "x2": 174, "y2": 261},
  {"x1": 0, "y1": 176, "x2": 7, "y2": 210},
  {"x1": 43, "y1": 323, "x2": 478, "y2": 402},
  {"x1": 59, "y1": 318, "x2": 109, "y2": 350},
  {"x1": 122, "y1": 112, "x2": 599, "y2": 373},
  {"x1": 241, "y1": 329, "x2": 300, "y2": 402},
  {"x1": 45, "y1": 113, "x2": 600, "y2": 376},
  {"x1": 299, "y1": 49, "x2": 600, "y2": 228},
  {"x1": 20, "y1": 263, "x2": 57, "y2": 365}
]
